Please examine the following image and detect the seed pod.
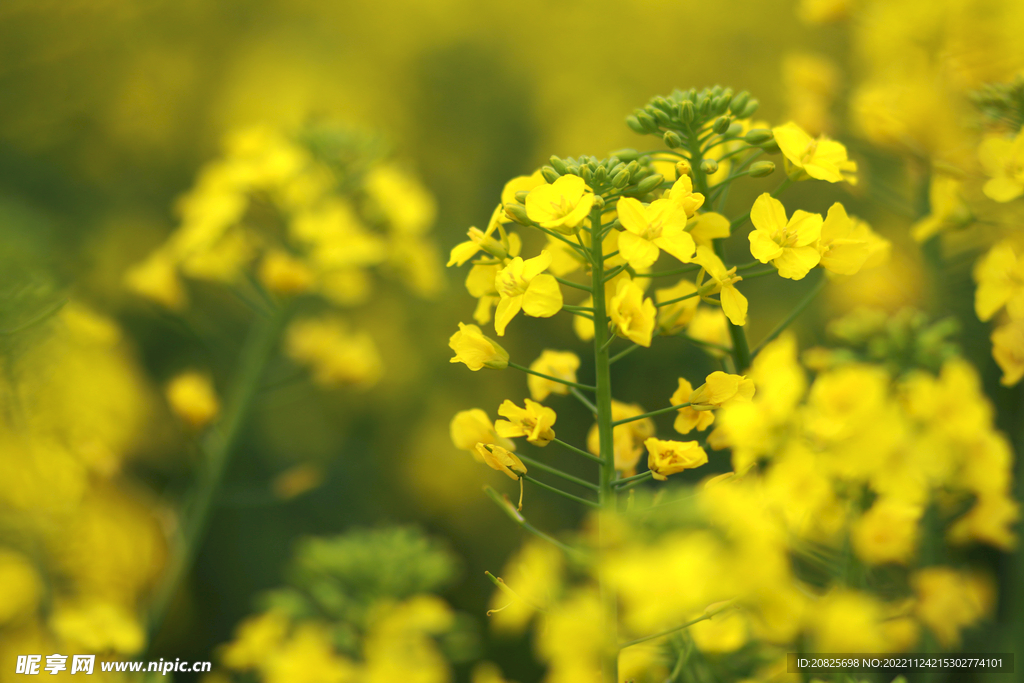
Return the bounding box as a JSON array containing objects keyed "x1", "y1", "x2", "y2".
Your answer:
[{"x1": 748, "y1": 161, "x2": 776, "y2": 178}]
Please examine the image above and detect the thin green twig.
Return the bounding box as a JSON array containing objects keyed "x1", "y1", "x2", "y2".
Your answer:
[{"x1": 523, "y1": 474, "x2": 600, "y2": 508}]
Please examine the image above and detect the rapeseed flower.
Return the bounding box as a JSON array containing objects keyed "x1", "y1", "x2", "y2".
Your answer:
[
  {"x1": 493, "y1": 251, "x2": 563, "y2": 336},
  {"x1": 688, "y1": 372, "x2": 755, "y2": 410},
  {"x1": 616, "y1": 196, "x2": 695, "y2": 270},
  {"x1": 475, "y1": 444, "x2": 527, "y2": 481},
  {"x1": 608, "y1": 278, "x2": 657, "y2": 347},
  {"x1": 670, "y1": 378, "x2": 715, "y2": 434},
  {"x1": 979, "y1": 130, "x2": 1024, "y2": 202},
  {"x1": 449, "y1": 409, "x2": 515, "y2": 459},
  {"x1": 645, "y1": 437, "x2": 708, "y2": 480},
  {"x1": 693, "y1": 247, "x2": 748, "y2": 326},
  {"x1": 527, "y1": 350, "x2": 581, "y2": 402},
  {"x1": 448, "y1": 323, "x2": 509, "y2": 371},
  {"x1": 772, "y1": 121, "x2": 857, "y2": 184},
  {"x1": 165, "y1": 371, "x2": 220, "y2": 429},
  {"x1": 495, "y1": 399, "x2": 557, "y2": 446},
  {"x1": 525, "y1": 175, "x2": 594, "y2": 234},
  {"x1": 748, "y1": 193, "x2": 822, "y2": 280}
]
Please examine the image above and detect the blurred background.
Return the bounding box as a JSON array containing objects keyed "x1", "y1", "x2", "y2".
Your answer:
[{"x1": 1, "y1": 0, "x2": 1021, "y2": 680}]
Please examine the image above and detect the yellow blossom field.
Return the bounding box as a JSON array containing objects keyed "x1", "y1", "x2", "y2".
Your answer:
[{"x1": 0, "y1": 0, "x2": 1021, "y2": 682}]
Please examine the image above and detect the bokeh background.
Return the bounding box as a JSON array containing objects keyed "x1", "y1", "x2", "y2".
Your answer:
[{"x1": 1, "y1": 0, "x2": 1021, "y2": 680}]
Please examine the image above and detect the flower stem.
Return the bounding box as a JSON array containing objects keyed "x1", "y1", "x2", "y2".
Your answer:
[
  {"x1": 614, "y1": 470, "x2": 653, "y2": 487},
  {"x1": 516, "y1": 453, "x2": 600, "y2": 491},
  {"x1": 569, "y1": 386, "x2": 598, "y2": 414},
  {"x1": 609, "y1": 343, "x2": 641, "y2": 365},
  {"x1": 554, "y1": 275, "x2": 592, "y2": 293},
  {"x1": 507, "y1": 362, "x2": 596, "y2": 392},
  {"x1": 751, "y1": 274, "x2": 826, "y2": 357},
  {"x1": 619, "y1": 600, "x2": 736, "y2": 649},
  {"x1": 523, "y1": 474, "x2": 599, "y2": 508},
  {"x1": 613, "y1": 402, "x2": 691, "y2": 426},
  {"x1": 551, "y1": 437, "x2": 603, "y2": 463},
  {"x1": 484, "y1": 486, "x2": 587, "y2": 560}
]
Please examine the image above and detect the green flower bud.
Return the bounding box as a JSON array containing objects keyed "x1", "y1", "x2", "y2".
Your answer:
[
  {"x1": 663, "y1": 130, "x2": 683, "y2": 149},
  {"x1": 626, "y1": 160, "x2": 641, "y2": 177},
  {"x1": 635, "y1": 111, "x2": 659, "y2": 133},
  {"x1": 541, "y1": 166, "x2": 561, "y2": 184},
  {"x1": 675, "y1": 160, "x2": 692, "y2": 177},
  {"x1": 549, "y1": 156, "x2": 568, "y2": 174},
  {"x1": 514, "y1": 190, "x2": 530, "y2": 204},
  {"x1": 650, "y1": 107, "x2": 671, "y2": 125},
  {"x1": 712, "y1": 116, "x2": 732, "y2": 134},
  {"x1": 700, "y1": 159, "x2": 719, "y2": 175},
  {"x1": 566, "y1": 164, "x2": 580, "y2": 175},
  {"x1": 727, "y1": 122, "x2": 744, "y2": 136},
  {"x1": 680, "y1": 101, "x2": 695, "y2": 124},
  {"x1": 712, "y1": 96, "x2": 730, "y2": 116},
  {"x1": 729, "y1": 91, "x2": 750, "y2": 115},
  {"x1": 581, "y1": 166, "x2": 593, "y2": 184},
  {"x1": 636, "y1": 173, "x2": 665, "y2": 194},
  {"x1": 612, "y1": 169, "x2": 630, "y2": 187},
  {"x1": 652, "y1": 96, "x2": 672, "y2": 112},
  {"x1": 697, "y1": 96, "x2": 712, "y2": 117},
  {"x1": 710, "y1": 85, "x2": 724, "y2": 98},
  {"x1": 748, "y1": 160, "x2": 776, "y2": 177},
  {"x1": 610, "y1": 148, "x2": 639, "y2": 162},
  {"x1": 594, "y1": 166, "x2": 608, "y2": 183},
  {"x1": 738, "y1": 98, "x2": 760, "y2": 118},
  {"x1": 761, "y1": 139, "x2": 781, "y2": 155},
  {"x1": 503, "y1": 202, "x2": 532, "y2": 226},
  {"x1": 592, "y1": 194, "x2": 606, "y2": 210},
  {"x1": 743, "y1": 128, "x2": 774, "y2": 145}
]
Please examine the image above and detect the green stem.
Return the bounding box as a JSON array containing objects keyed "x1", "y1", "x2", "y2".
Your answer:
[
  {"x1": 563, "y1": 304, "x2": 595, "y2": 313},
  {"x1": 516, "y1": 453, "x2": 600, "y2": 491},
  {"x1": 146, "y1": 303, "x2": 289, "y2": 651},
  {"x1": 484, "y1": 486, "x2": 587, "y2": 560},
  {"x1": 619, "y1": 600, "x2": 735, "y2": 649},
  {"x1": 507, "y1": 361, "x2": 596, "y2": 392},
  {"x1": 614, "y1": 470, "x2": 653, "y2": 487},
  {"x1": 613, "y1": 402, "x2": 691, "y2": 426},
  {"x1": 589, "y1": 205, "x2": 619, "y2": 683},
  {"x1": 631, "y1": 264, "x2": 702, "y2": 278},
  {"x1": 554, "y1": 275, "x2": 592, "y2": 293},
  {"x1": 523, "y1": 474, "x2": 599, "y2": 508},
  {"x1": 536, "y1": 225, "x2": 591, "y2": 261},
  {"x1": 609, "y1": 343, "x2": 641, "y2": 365},
  {"x1": 682, "y1": 335, "x2": 732, "y2": 354},
  {"x1": 551, "y1": 437, "x2": 603, "y2": 464},
  {"x1": 603, "y1": 264, "x2": 627, "y2": 282},
  {"x1": 751, "y1": 275, "x2": 826, "y2": 357},
  {"x1": 569, "y1": 386, "x2": 598, "y2": 414},
  {"x1": 655, "y1": 291, "x2": 700, "y2": 308}
]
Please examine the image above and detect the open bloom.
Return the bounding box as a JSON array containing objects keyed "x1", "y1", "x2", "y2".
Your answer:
[
  {"x1": 475, "y1": 443, "x2": 527, "y2": 480},
  {"x1": 689, "y1": 372, "x2": 755, "y2": 410},
  {"x1": 450, "y1": 409, "x2": 515, "y2": 459},
  {"x1": 525, "y1": 175, "x2": 595, "y2": 234},
  {"x1": 645, "y1": 438, "x2": 708, "y2": 480},
  {"x1": 609, "y1": 278, "x2": 657, "y2": 347},
  {"x1": 749, "y1": 193, "x2": 822, "y2": 280},
  {"x1": 979, "y1": 130, "x2": 1024, "y2": 202},
  {"x1": 527, "y1": 350, "x2": 581, "y2": 401},
  {"x1": 449, "y1": 323, "x2": 509, "y2": 370},
  {"x1": 670, "y1": 378, "x2": 715, "y2": 434},
  {"x1": 973, "y1": 242, "x2": 1024, "y2": 322},
  {"x1": 816, "y1": 203, "x2": 873, "y2": 275},
  {"x1": 448, "y1": 205, "x2": 510, "y2": 267},
  {"x1": 693, "y1": 246, "x2": 747, "y2": 326},
  {"x1": 772, "y1": 121, "x2": 857, "y2": 184},
  {"x1": 166, "y1": 371, "x2": 220, "y2": 428},
  {"x1": 493, "y1": 251, "x2": 563, "y2": 336},
  {"x1": 910, "y1": 175, "x2": 973, "y2": 242},
  {"x1": 687, "y1": 211, "x2": 730, "y2": 249},
  {"x1": 495, "y1": 399, "x2": 557, "y2": 446},
  {"x1": 616, "y1": 196, "x2": 696, "y2": 270}
]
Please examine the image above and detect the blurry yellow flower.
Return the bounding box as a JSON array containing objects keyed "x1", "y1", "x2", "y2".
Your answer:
[
  {"x1": 263, "y1": 623, "x2": 356, "y2": 683},
  {"x1": 655, "y1": 280, "x2": 700, "y2": 335},
  {"x1": 689, "y1": 372, "x2": 755, "y2": 410},
  {"x1": 177, "y1": 227, "x2": 257, "y2": 283},
  {"x1": 221, "y1": 611, "x2": 291, "y2": 671},
  {"x1": 817, "y1": 203, "x2": 874, "y2": 275},
  {"x1": 851, "y1": 497, "x2": 922, "y2": 565},
  {"x1": 535, "y1": 590, "x2": 609, "y2": 683},
  {"x1": 0, "y1": 550, "x2": 42, "y2": 626},
  {"x1": 689, "y1": 607, "x2": 748, "y2": 653},
  {"x1": 450, "y1": 409, "x2": 515, "y2": 459},
  {"x1": 808, "y1": 590, "x2": 888, "y2": 652},
  {"x1": 272, "y1": 463, "x2": 325, "y2": 500},
  {"x1": 448, "y1": 206, "x2": 509, "y2": 267},
  {"x1": 258, "y1": 250, "x2": 316, "y2": 295},
  {"x1": 910, "y1": 175, "x2": 973, "y2": 242},
  {"x1": 991, "y1": 319, "x2": 1024, "y2": 386},
  {"x1": 693, "y1": 246, "x2": 747, "y2": 326},
  {"x1": 527, "y1": 350, "x2": 580, "y2": 402},
  {"x1": 475, "y1": 443, "x2": 527, "y2": 480},
  {"x1": 687, "y1": 307, "x2": 731, "y2": 357},
  {"x1": 949, "y1": 492, "x2": 1019, "y2": 550},
  {"x1": 748, "y1": 193, "x2": 822, "y2": 280},
  {"x1": 49, "y1": 600, "x2": 145, "y2": 655},
  {"x1": 783, "y1": 52, "x2": 840, "y2": 135},
  {"x1": 525, "y1": 175, "x2": 595, "y2": 234},
  {"x1": 493, "y1": 251, "x2": 563, "y2": 336},
  {"x1": 448, "y1": 323, "x2": 509, "y2": 370},
  {"x1": 488, "y1": 540, "x2": 563, "y2": 635},
  {"x1": 495, "y1": 399, "x2": 557, "y2": 446},
  {"x1": 912, "y1": 568, "x2": 993, "y2": 647},
  {"x1": 670, "y1": 378, "x2": 715, "y2": 434},
  {"x1": 285, "y1": 317, "x2": 383, "y2": 387},
  {"x1": 608, "y1": 278, "x2": 657, "y2": 347},
  {"x1": 166, "y1": 371, "x2": 220, "y2": 428},
  {"x1": 973, "y1": 241, "x2": 1024, "y2": 322},
  {"x1": 364, "y1": 164, "x2": 436, "y2": 235},
  {"x1": 772, "y1": 121, "x2": 857, "y2": 184},
  {"x1": 687, "y1": 211, "x2": 731, "y2": 249},
  {"x1": 978, "y1": 130, "x2": 1024, "y2": 202},
  {"x1": 797, "y1": 0, "x2": 851, "y2": 23},
  {"x1": 616, "y1": 196, "x2": 695, "y2": 270},
  {"x1": 588, "y1": 400, "x2": 655, "y2": 475},
  {"x1": 645, "y1": 437, "x2": 708, "y2": 481},
  {"x1": 363, "y1": 597, "x2": 453, "y2": 683},
  {"x1": 472, "y1": 662, "x2": 516, "y2": 683},
  {"x1": 124, "y1": 248, "x2": 187, "y2": 310}
]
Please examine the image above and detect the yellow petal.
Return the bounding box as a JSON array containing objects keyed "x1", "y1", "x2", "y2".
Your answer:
[
  {"x1": 750, "y1": 193, "x2": 788, "y2": 233},
  {"x1": 748, "y1": 231, "x2": 783, "y2": 263},
  {"x1": 773, "y1": 245, "x2": 821, "y2": 280},
  {"x1": 494, "y1": 296, "x2": 522, "y2": 336},
  {"x1": 618, "y1": 231, "x2": 661, "y2": 270},
  {"x1": 522, "y1": 274, "x2": 563, "y2": 318},
  {"x1": 788, "y1": 210, "x2": 823, "y2": 246},
  {"x1": 721, "y1": 285, "x2": 748, "y2": 326},
  {"x1": 615, "y1": 197, "x2": 648, "y2": 236},
  {"x1": 654, "y1": 232, "x2": 696, "y2": 263}
]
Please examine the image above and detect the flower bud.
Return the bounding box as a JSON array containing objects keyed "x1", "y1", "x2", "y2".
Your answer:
[
  {"x1": 650, "y1": 107, "x2": 671, "y2": 125},
  {"x1": 729, "y1": 91, "x2": 750, "y2": 115},
  {"x1": 738, "y1": 98, "x2": 760, "y2": 118},
  {"x1": 581, "y1": 166, "x2": 594, "y2": 184},
  {"x1": 727, "y1": 122, "x2": 744, "y2": 136},
  {"x1": 635, "y1": 111, "x2": 659, "y2": 133},
  {"x1": 748, "y1": 160, "x2": 776, "y2": 177},
  {"x1": 675, "y1": 160, "x2": 692, "y2": 177},
  {"x1": 592, "y1": 194, "x2": 605, "y2": 209},
  {"x1": 449, "y1": 323, "x2": 509, "y2": 371},
  {"x1": 761, "y1": 139, "x2": 781, "y2": 155},
  {"x1": 549, "y1": 156, "x2": 568, "y2": 174},
  {"x1": 700, "y1": 159, "x2": 719, "y2": 175},
  {"x1": 626, "y1": 115, "x2": 646, "y2": 134},
  {"x1": 541, "y1": 166, "x2": 561, "y2": 184},
  {"x1": 712, "y1": 96, "x2": 730, "y2": 116},
  {"x1": 744, "y1": 128, "x2": 774, "y2": 145},
  {"x1": 680, "y1": 101, "x2": 695, "y2": 123},
  {"x1": 697, "y1": 95, "x2": 712, "y2": 117},
  {"x1": 513, "y1": 190, "x2": 530, "y2": 204},
  {"x1": 610, "y1": 148, "x2": 640, "y2": 162},
  {"x1": 663, "y1": 130, "x2": 683, "y2": 149},
  {"x1": 636, "y1": 174, "x2": 665, "y2": 194},
  {"x1": 652, "y1": 96, "x2": 672, "y2": 112},
  {"x1": 594, "y1": 166, "x2": 608, "y2": 183},
  {"x1": 712, "y1": 116, "x2": 732, "y2": 135},
  {"x1": 612, "y1": 169, "x2": 630, "y2": 187},
  {"x1": 504, "y1": 202, "x2": 532, "y2": 226}
]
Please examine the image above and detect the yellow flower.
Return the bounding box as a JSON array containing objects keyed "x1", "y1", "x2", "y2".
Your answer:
[
  {"x1": 259, "y1": 249, "x2": 316, "y2": 295},
  {"x1": 527, "y1": 350, "x2": 581, "y2": 402},
  {"x1": 263, "y1": 623, "x2": 356, "y2": 683},
  {"x1": 670, "y1": 378, "x2": 715, "y2": 434},
  {"x1": 608, "y1": 278, "x2": 657, "y2": 347},
  {"x1": 748, "y1": 193, "x2": 822, "y2": 280},
  {"x1": 124, "y1": 248, "x2": 187, "y2": 310},
  {"x1": 500, "y1": 170, "x2": 546, "y2": 212},
  {"x1": 166, "y1": 371, "x2": 220, "y2": 428},
  {"x1": 487, "y1": 540, "x2": 563, "y2": 635},
  {"x1": 525, "y1": 175, "x2": 595, "y2": 234},
  {"x1": 910, "y1": 175, "x2": 973, "y2": 242},
  {"x1": 851, "y1": 497, "x2": 922, "y2": 565},
  {"x1": 49, "y1": 600, "x2": 145, "y2": 655},
  {"x1": 655, "y1": 279, "x2": 699, "y2": 334},
  {"x1": 449, "y1": 409, "x2": 515, "y2": 460},
  {"x1": 949, "y1": 492, "x2": 1019, "y2": 550},
  {"x1": 493, "y1": 251, "x2": 563, "y2": 336},
  {"x1": 616, "y1": 196, "x2": 696, "y2": 270},
  {"x1": 693, "y1": 246, "x2": 748, "y2": 326},
  {"x1": 221, "y1": 611, "x2": 291, "y2": 671},
  {"x1": 808, "y1": 590, "x2": 888, "y2": 652},
  {"x1": 448, "y1": 323, "x2": 509, "y2": 371},
  {"x1": 687, "y1": 211, "x2": 731, "y2": 249},
  {"x1": 912, "y1": 568, "x2": 993, "y2": 647},
  {"x1": 475, "y1": 443, "x2": 527, "y2": 480},
  {"x1": 495, "y1": 399, "x2": 557, "y2": 446},
  {"x1": 447, "y1": 205, "x2": 510, "y2": 267},
  {"x1": 0, "y1": 549, "x2": 42, "y2": 625},
  {"x1": 689, "y1": 372, "x2": 755, "y2": 410},
  {"x1": 973, "y1": 241, "x2": 1024, "y2": 322},
  {"x1": 772, "y1": 121, "x2": 857, "y2": 184},
  {"x1": 687, "y1": 307, "x2": 731, "y2": 357},
  {"x1": 816, "y1": 203, "x2": 876, "y2": 275},
  {"x1": 364, "y1": 163, "x2": 436, "y2": 235},
  {"x1": 992, "y1": 319, "x2": 1024, "y2": 386},
  {"x1": 645, "y1": 437, "x2": 708, "y2": 481},
  {"x1": 666, "y1": 175, "x2": 706, "y2": 216},
  {"x1": 587, "y1": 400, "x2": 655, "y2": 475},
  {"x1": 285, "y1": 317, "x2": 383, "y2": 387},
  {"x1": 978, "y1": 130, "x2": 1024, "y2": 202}
]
